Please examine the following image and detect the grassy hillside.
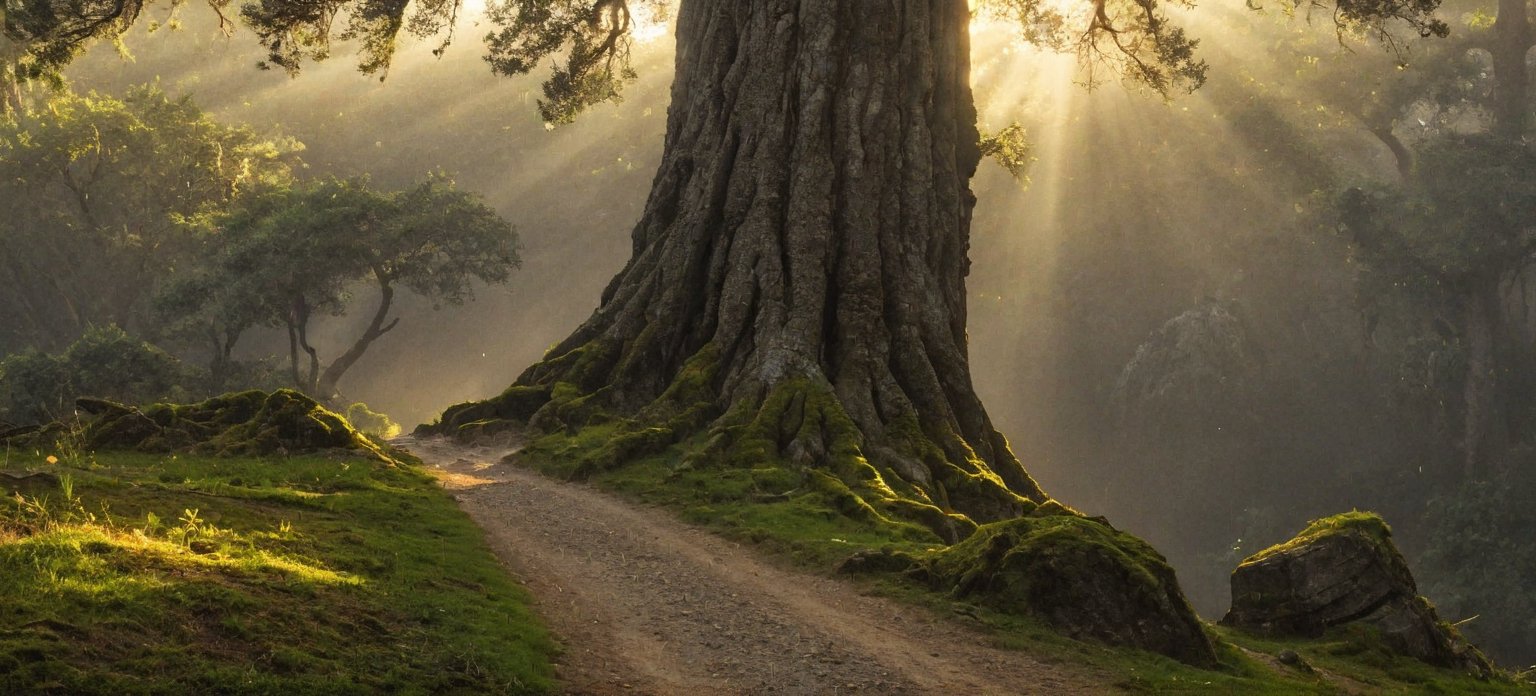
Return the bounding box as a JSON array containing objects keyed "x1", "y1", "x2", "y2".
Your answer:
[
  {"x1": 2, "y1": 416, "x2": 1530, "y2": 694},
  {"x1": 0, "y1": 445, "x2": 554, "y2": 694}
]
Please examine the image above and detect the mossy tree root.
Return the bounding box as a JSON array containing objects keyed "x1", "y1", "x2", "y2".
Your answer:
[{"x1": 424, "y1": 337, "x2": 1041, "y2": 542}]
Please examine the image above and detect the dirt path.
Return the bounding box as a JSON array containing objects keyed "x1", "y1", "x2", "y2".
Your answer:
[{"x1": 399, "y1": 436, "x2": 1109, "y2": 695}]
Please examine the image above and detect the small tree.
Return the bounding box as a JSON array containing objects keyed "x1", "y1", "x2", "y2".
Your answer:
[
  {"x1": 0, "y1": 85, "x2": 299, "y2": 353},
  {"x1": 164, "y1": 174, "x2": 520, "y2": 401}
]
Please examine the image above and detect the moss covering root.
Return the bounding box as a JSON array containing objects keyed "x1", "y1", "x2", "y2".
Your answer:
[{"x1": 423, "y1": 340, "x2": 1000, "y2": 544}]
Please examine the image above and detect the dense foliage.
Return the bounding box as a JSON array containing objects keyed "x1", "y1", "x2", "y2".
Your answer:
[
  {"x1": 1420, "y1": 466, "x2": 1536, "y2": 667},
  {"x1": 1, "y1": 84, "x2": 519, "y2": 420},
  {"x1": 161, "y1": 174, "x2": 520, "y2": 400},
  {"x1": 0, "y1": 85, "x2": 298, "y2": 354},
  {"x1": 0, "y1": 326, "x2": 194, "y2": 424}
]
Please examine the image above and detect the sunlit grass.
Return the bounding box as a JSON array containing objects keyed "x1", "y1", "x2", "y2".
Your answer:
[{"x1": 0, "y1": 450, "x2": 554, "y2": 694}]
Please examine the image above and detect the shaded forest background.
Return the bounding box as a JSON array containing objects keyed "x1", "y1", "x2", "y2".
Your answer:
[{"x1": 3, "y1": 0, "x2": 1533, "y2": 666}]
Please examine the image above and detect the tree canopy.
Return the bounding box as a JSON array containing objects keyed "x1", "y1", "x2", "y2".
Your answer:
[
  {"x1": 3, "y1": 0, "x2": 1451, "y2": 120},
  {"x1": 0, "y1": 84, "x2": 299, "y2": 352},
  {"x1": 160, "y1": 174, "x2": 521, "y2": 399}
]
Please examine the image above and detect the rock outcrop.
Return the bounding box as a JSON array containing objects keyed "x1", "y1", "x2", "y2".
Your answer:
[
  {"x1": 3, "y1": 390, "x2": 394, "y2": 463},
  {"x1": 1222, "y1": 512, "x2": 1492, "y2": 677},
  {"x1": 900, "y1": 502, "x2": 1219, "y2": 667}
]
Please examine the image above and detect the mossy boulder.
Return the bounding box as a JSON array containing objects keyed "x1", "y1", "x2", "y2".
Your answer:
[
  {"x1": 1222, "y1": 512, "x2": 1492, "y2": 676},
  {"x1": 912, "y1": 504, "x2": 1218, "y2": 667},
  {"x1": 418, "y1": 385, "x2": 552, "y2": 439},
  {"x1": 75, "y1": 390, "x2": 394, "y2": 463}
]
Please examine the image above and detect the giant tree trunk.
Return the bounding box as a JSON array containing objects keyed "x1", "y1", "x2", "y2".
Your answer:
[{"x1": 434, "y1": 0, "x2": 1045, "y2": 531}]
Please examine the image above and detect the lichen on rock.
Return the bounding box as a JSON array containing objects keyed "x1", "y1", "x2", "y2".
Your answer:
[
  {"x1": 906, "y1": 503, "x2": 1219, "y2": 667},
  {"x1": 1222, "y1": 511, "x2": 1493, "y2": 677}
]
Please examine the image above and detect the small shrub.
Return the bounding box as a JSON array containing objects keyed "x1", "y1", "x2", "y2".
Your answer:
[
  {"x1": 0, "y1": 326, "x2": 187, "y2": 423},
  {"x1": 0, "y1": 350, "x2": 72, "y2": 423},
  {"x1": 345, "y1": 402, "x2": 402, "y2": 440}
]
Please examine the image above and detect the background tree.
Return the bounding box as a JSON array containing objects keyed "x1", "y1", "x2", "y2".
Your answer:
[
  {"x1": 0, "y1": 84, "x2": 298, "y2": 353},
  {"x1": 164, "y1": 174, "x2": 521, "y2": 401},
  {"x1": 1315, "y1": 0, "x2": 1536, "y2": 481},
  {"x1": 0, "y1": 325, "x2": 189, "y2": 423},
  {"x1": 1339, "y1": 138, "x2": 1536, "y2": 480}
]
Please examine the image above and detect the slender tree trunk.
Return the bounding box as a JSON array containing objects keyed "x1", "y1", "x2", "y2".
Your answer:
[
  {"x1": 1, "y1": 77, "x2": 18, "y2": 116},
  {"x1": 286, "y1": 321, "x2": 304, "y2": 390},
  {"x1": 439, "y1": 0, "x2": 1044, "y2": 528},
  {"x1": 287, "y1": 297, "x2": 321, "y2": 394},
  {"x1": 209, "y1": 324, "x2": 227, "y2": 388},
  {"x1": 1461, "y1": 276, "x2": 1507, "y2": 479},
  {"x1": 35, "y1": 263, "x2": 84, "y2": 346},
  {"x1": 1368, "y1": 125, "x2": 1413, "y2": 180},
  {"x1": 0, "y1": 249, "x2": 47, "y2": 347},
  {"x1": 315, "y1": 277, "x2": 399, "y2": 400},
  {"x1": 1492, "y1": 0, "x2": 1531, "y2": 138},
  {"x1": 207, "y1": 323, "x2": 241, "y2": 391},
  {"x1": 0, "y1": 32, "x2": 22, "y2": 117}
]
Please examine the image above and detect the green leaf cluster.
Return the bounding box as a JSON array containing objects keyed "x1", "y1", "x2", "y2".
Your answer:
[
  {"x1": 0, "y1": 85, "x2": 300, "y2": 353},
  {"x1": 0, "y1": 325, "x2": 190, "y2": 424},
  {"x1": 161, "y1": 173, "x2": 520, "y2": 397}
]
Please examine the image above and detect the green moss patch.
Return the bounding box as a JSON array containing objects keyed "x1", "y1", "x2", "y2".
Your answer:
[
  {"x1": 0, "y1": 450, "x2": 554, "y2": 694},
  {"x1": 1219, "y1": 625, "x2": 1528, "y2": 694},
  {"x1": 543, "y1": 439, "x2": 944, "y2": 568},
  {"x1": 5, "y1": 390, "x2": 398, "y2": 465},
  {"x1": 513, "y1": 372, "x2": 1021, "y2": 544},
  {"x1": 424, "y1": 335, "x2": 1031, "y2": 542},
  {"x1": 1244, "y1": 511, "x2": 1394, "y2": 565},
  {"x1": 427, "y1": 385, "x2": 553, "y2": 438},
  {"x1": 907, "y1": 507, "x2": 1218, "y2": 667}
]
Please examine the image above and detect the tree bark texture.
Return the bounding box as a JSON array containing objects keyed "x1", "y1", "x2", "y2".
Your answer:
[{"x1": 438, "y1": 0, "x2": 1045, "y2": 527}]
